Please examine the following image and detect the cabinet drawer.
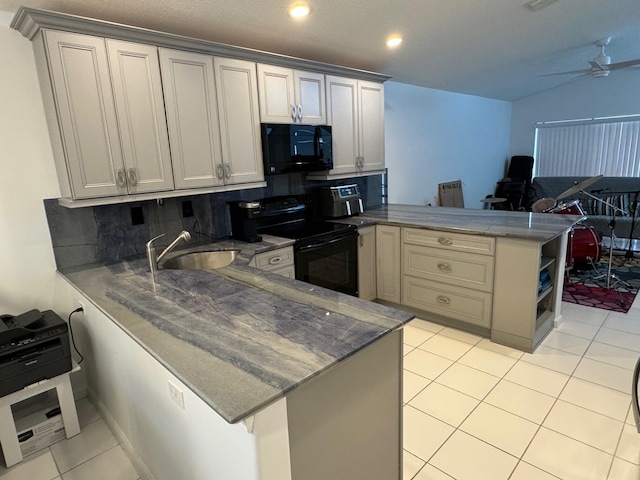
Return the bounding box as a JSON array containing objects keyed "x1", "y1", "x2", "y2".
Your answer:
[
  {"x1": 403, "y1": 228, "x2": 495, "y2": 255},
  {"x1": 403, "y1": 244, "x2": 494, "y2": 292},
  {"x1": 252, "y1": 247, "x2": 294, "y2": 271},
  {"x1": 269, "y1": 264, "x2": 295, "y2": 278},
  {"x1": 402, "y1": 276, "x2": 492, "y2": 328}
]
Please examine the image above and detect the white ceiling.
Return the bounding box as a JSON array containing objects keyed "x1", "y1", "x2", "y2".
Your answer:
[{"x1": 2, "y1": 0, "x2": 639, "y2": 101}]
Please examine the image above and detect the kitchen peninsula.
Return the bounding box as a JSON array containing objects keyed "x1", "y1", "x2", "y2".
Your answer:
[
  {"x1": 355, "y1": 204, "x2": 584, "y2": 353},
  {"x1": 60, "y1": 238, "x2": 412, "y2": 480}
]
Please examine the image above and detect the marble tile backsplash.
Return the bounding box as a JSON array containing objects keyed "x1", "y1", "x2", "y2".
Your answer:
[{"x1": 44, "y1": 173, "x2": 383, "y2": 272}]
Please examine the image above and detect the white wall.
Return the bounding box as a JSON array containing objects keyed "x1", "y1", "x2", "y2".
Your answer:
[
  {"x1": 0, "y1": 12, "x2": 61, "y2": 315},
  {"x1": 384, "y1": 81, "x2": 512, "y2": 209},
  {"x1": 510, "y1": 70, "x2": 640, "y2": 158}
]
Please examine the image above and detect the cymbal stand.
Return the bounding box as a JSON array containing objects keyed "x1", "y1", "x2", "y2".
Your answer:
[
  {"x1": 580, "y1": 190, "x2": 631, "y2": 292},
  {"x1": 625, "y1": 191, "x2": 640, "y2": 259}
]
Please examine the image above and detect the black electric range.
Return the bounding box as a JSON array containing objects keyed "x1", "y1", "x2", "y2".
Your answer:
[{"x1": 230, "y1": 196, "x2": 360, "y2": 296}]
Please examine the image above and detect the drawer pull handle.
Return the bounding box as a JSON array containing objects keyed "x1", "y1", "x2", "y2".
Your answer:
[
  {"x1": 436, "y1": 296, "x2": 451, "y2": 305},
  {"x1": 269, "y1": 256, "x2": 282, "y2": 265},
  {"x1": 437, "y1": 263, "x2": 452, "y2": 272},
  {"x1": 438, "y1": 237, "x2": 453, "y2": 246}
]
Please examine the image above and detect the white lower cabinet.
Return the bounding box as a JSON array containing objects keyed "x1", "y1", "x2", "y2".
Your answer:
[
  {"x1": 402, "y1": 276, "x2": 492, "y2": 328},
  {"x1": 491, "y1": 233, "x2": 568, "y2": 352},
  {"x1": 358, "y1": 226, "x2": 376, "y2": 301},
  {"x1": 250, "y1": 246, "x2": 295, "y2": 278},
  {"x1": 401, "y1": 227, "x2": 495, "y2": 329},
  {"x1": 376, "y1": 225, "x2": 401, "y2": 304}
]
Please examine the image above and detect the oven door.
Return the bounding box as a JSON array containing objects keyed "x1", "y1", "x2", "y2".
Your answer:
[{"x1": 295, "y1": 231, "x2": 358, "y2": 296}]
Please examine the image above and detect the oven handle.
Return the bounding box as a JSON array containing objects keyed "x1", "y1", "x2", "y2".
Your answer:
[{"x1": 297, "y1": 232, "x2": 357, "y2": 252}]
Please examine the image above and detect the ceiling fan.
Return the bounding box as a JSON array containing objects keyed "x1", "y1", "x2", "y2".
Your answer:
[{"x1": 542, "y1": 37, "x2": 640, "y2": 78}]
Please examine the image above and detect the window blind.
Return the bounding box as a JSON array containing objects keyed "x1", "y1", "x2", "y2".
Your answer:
[{"x1": 535, "y1": 120, "x2": 640, "y2": 177}]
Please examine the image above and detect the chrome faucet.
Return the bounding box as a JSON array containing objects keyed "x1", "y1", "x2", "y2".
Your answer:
[{"x1": 146, "y1": 230, "x2": 191, "y2": 273}]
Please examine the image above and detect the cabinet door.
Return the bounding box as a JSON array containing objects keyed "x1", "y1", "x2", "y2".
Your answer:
[
  {"x1": 294, "y1": 70, "x2": 326, "y2": 124},
  {"x1": 214, "y1": 58, "x2": 265, "y2": 185},
  {"x1": 257, "y1": 64, "x2": 296, "y2": 123},
  {"x1": 107, "y1": 40, "x2": 174, "y2": 194},
  {"x1": 358, "y1": 226, "x2": 377, "y2": 301},
  {"x1": 159, "y1": 49, "x2": 224, "y2": 189},
  {"x1": 376, "y1": 225, "x2": 401, "y2": 304},
  {"x1": 43, "y1": 31, "x2": 124, "y2": 199},
  {"x1": 358, "y1": 80, "x2": 385, "y2": 173},
  {"x1": 325, "y1": 75, "x2": 359, "y2": 176}
]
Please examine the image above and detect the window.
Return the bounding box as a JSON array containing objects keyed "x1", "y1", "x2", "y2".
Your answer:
[{"x1": 534, "y1": 117, "x2": 640, "y2": 177}]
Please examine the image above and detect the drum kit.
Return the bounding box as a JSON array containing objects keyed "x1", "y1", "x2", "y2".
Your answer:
[
  {"x1": 532, "y1": 174, "x2": 630, "y2": 290},
  {"x1": 485, "y1": 174, "x2": 629, "y2": 291}
]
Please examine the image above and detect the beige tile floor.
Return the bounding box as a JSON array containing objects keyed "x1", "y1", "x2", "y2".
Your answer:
[
  {"x1": 404, "y1": 298, "x2": 640, "y2": 480},
  {"x1": 0, "y1": 398, "x2": 140, "y2": 480},
  {"x1": 2, "y1": 299, "x2": 640, "y2": 480}
]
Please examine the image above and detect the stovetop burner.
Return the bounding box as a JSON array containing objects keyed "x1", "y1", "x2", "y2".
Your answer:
[{"x1": 260, "y1": 220, "x2": 357, "y2": 245}]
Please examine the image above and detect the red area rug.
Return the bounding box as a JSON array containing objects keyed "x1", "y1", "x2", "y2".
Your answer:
[{"x1": 562, "y1": 255, "x2": 640, "y2": 313}]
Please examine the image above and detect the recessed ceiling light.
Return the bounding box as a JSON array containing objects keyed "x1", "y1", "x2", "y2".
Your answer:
[
  {"x1": 386, "y1": 35, "x2": 403, "y2": 48},
  {"x1": 289, "y1": 2, "x2": 311, "y2": 18}
]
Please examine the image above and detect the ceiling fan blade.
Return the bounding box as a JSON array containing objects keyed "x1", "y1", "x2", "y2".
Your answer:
[
  {"x1": 589, "y1": 60, "x2": 606, "y2": 71},
  {"x1": 539, "y1": 68, "x2": 591, "y2": 77},
  {"x1": 607, "y1": 58, "x2": 640, "y2": 70}
]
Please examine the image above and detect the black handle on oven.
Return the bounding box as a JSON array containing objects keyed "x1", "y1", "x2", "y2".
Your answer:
[
  {"x1": 297, "y1": 232, "x2": 357, "y2": 252},
  {"x1": 633, "y1": 354, "x2": 640, "y2": 433}
]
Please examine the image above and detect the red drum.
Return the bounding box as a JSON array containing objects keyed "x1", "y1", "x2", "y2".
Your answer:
[
  {"x1": 531, "y1": 197, "x2": 556, "y2": 213},
  {"x1": 566, "y1": 225, "x2": 602, "y2": 269},
  {"x1": 551, "y1": 199, "x2": 585, "y2": 217}
]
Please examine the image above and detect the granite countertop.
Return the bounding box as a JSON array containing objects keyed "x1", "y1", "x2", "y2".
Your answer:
[
  {"x1": 359, "y1": 204, "x2": 583, "y2": 241},
  {"x1": 62, "y1": 236, "x2": 413, "y2": 424}
]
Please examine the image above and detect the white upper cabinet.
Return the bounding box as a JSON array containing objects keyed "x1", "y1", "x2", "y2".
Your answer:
[
  {"x1": 310, "y1": 76, "x2": 384, "y2": 179},
  {"x1": 358, "y1": 80, "x2": 385, "y2": 173},
  {"x1": 324, "y1": 76, "x2": 359, "y2": 177},
  {"x1": 41, "y1": 31, "x2": 174, "y2": 200},
  {"x1": 43, "y1": 30, "x2": 125, "y2": 199},
  {"x1": 214, "y1": 58, "x2": 265, "y2": 185},
  {"x1": 257, "y1": 64, "x2": 326, "y2": 124},
  {"x1": 106, "y1": 40, "x2": 174, "y2": 194},
  {"x1": 159, "y1": 48, "x2": 224, "y2": 189},
  {"x1": 18, "y1": 9, "x2": 388, "y2": 205}
]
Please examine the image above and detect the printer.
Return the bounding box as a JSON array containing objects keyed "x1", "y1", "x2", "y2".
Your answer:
[{"x1": 0, "y1": 309, "x2": 72, "y2": 398}]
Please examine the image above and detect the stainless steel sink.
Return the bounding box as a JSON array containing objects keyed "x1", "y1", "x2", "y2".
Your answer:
[{"x1": 161, "y1": 249, "x2": 240, "y2": 270}]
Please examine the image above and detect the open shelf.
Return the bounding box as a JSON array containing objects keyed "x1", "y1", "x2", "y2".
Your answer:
[
  {"x1": 540, "y1": 256, "x2": 555, "y2": 272},
  {"x1": 537, "y1": 286, "x2": 553, "y2": 303}
]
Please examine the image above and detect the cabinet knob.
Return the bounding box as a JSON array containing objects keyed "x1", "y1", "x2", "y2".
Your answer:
[
  {"x1": 438, "y1": 237, "x2": 453, "y2": 246},
  {"x1": 436, "y1": 296, "x2": 451, "y2": 305},
  {"x1": 116, "y1": 169, "x2": 126, "y2": 188},
  {"x1": 216, "y1": 164, "x2": 224, "y2": 180},
  {"x1": 128, "y1": 168, "x2": 138, "y2": 186},
  {"x1": 225, "y1": 163, "x2": 231, "y2": 179},
  {"x1": 291, "y1": 104, "x2": 297, "y2": 121},
  {"x1": 297, "y1": 104, "x2": 303, "y2": 121},
  {"x1": 437, "y1": 263, "x2": 452, "y2": 272}
]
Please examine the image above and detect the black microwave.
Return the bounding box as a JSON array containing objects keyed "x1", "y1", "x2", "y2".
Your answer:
[{"x1": 261, "y1": 123, "x2": 333, "y2": 175}]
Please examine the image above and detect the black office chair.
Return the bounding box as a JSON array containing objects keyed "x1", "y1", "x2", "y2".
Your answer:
[{"x1": 494, "y1": 156, "x2": 534, "y2": 211}]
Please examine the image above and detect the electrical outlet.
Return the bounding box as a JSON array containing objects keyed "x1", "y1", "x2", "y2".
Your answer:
[
  {"x1": 168, "y1": 381, "x2": 185, "y2": 409},
  {"x1": 77, "y1": 300, "x2": 86, "y2": 316}
]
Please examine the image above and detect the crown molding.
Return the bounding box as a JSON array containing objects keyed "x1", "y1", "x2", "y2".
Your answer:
[{"x1": 10, "y1": 6, "x2": 391, "y2": 83}]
